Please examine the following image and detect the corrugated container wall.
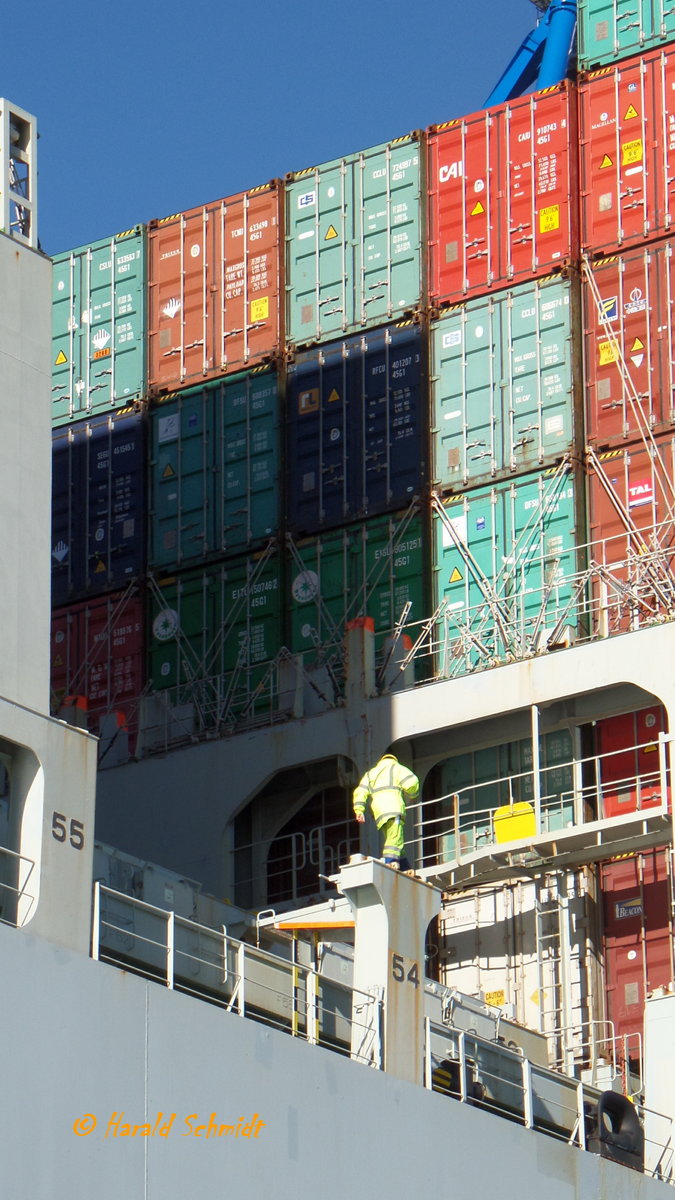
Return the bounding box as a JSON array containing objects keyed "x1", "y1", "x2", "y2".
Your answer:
[
  {"x1": 285, "y1": 134, "x2": 422, "y2": 347},
  {"x1": 594, "y1": 706, "x2": 667, "y2": 817},
  {"x1": 438, "y1": 873, "x2": 595, "y2": 1052},
  {"x1": 583, "y1": 241, "x2": 675, "y2": 446},
  {"x1": 287, "y1": 509, "x2": 426, "y2": 663},
  {"x1": 50, "y1": 590, "x2": 145, "y2": 751},
  {"x1": 580, "y1": 47, "x2": 675, "y2": 254},
  {"x1": 51, "y1": 409, "x2": 146, "y2": 607},
  {"x1": 433, "y1": 466, "x2": 581, "y2": 669},
  {"x1": 577, "y1": 0, "x2": 675, "y2": 70},
  {"x1": 149, "y1": 546, "x2": 282, "y2": 709},
  {"x1": 588, "y1": 435, "x2": 675, "y2": 556},
  {"x1": 51, "y1": 228, "x2": 145, "y2": 426},
  {"x1": 600, "y1": 849, "x2": 674, "y2": 1050},
  {"x1": 432, "y1": 277, "x2": 575, "y2": 492},
  {"x1": 149, "y1": 368, "x2": 280, "y2": 571},
  {"x1": 148, "y1": 183, "x2": 282, "y2": 394},
  {"x1": 428, "y1": 82, "x2": 577, "y2": 306},
  {"x1": 286, "y1": 324, "x2": 424, "y2": 535}
]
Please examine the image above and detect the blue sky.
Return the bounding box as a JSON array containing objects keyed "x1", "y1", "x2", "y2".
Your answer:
[{"x1": 3, "y1": 1, "x2": 535, "y2": 256}]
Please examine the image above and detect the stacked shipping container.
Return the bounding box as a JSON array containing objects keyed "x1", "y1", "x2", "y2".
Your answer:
[{"x1": 47, "y1": 4, "x2": 675, "y2": 1073}]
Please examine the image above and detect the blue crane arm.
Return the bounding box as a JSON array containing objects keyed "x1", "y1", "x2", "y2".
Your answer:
[{"x1": 484, "y1": 0, "x2": 577, "y2": 108}]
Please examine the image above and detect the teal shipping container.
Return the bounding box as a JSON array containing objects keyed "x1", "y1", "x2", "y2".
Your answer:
[
  {"x1": 287, "y1": 509, "x2": 426, "y2": 665},
  {"x1": 52, "y1": 227, "x2": 145, "y2": 426},
  {"x1": 577, "y1": 0, "x2": 675, "y2": 68},
  {"x1": 286, "y1": 134, "x2": 422, "y2": 347},
  {"x1": 432, "y1": 278, "x2": 576, "y2": 492},
  {"x1": 149, "y1": 369, "x2": 280, "y2": 571},
  {"x1": 437, "y1": 730, "x2": 575, "y2": 859},
  {"x1": 149, "y1": 546, "x2": 282, "y2": 722},
  {"x1": 433, "y1": 467, "x2": 581, "y2": 672}
]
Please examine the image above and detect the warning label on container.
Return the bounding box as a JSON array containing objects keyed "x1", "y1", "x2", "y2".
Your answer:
[
  {"x1": 471, "y1": 201, "x2": 485, "y2": 216},
  {"x1": 631, "y1": 337, "x2": 644, "y2": 351},
  {"x1": 600, "y1": 154, "x2": 613, "y2": 169},
  {"x1": 162, "y1": 464, "x2": 175, "y2": 479},
  {"x1": 622, "y1": 139, "x2": 643, "y2": 166},
  {"x1": 324, "y1": 225, "x2": 338, "y2": 241},
  {"x1": 484, "y1": 990, "x2": 505, "y2": 1008},
  {"x1": 327, "y1": 389, "x2": 340, "y2": 403},
  {"x1": 55, "y1": 350, "x2": 67, "y2": 366},
  {"x1": 449, "y1": 567, "x2": 463, "y2": 583},
  {"x1": 93, "y1": 348, "x2": 111, "y2": 360},
  {"x1": 624, "y1": 104, "x2": 639, "y2": 120},
  {"x1": 298, "y1": 389, "x2": 319, "y2": 415},
  {"x1": 250, "y1": 296, "x2": 269, "y2": 323},
  {"x1": 598, "y1": 340, "x2": 619, "y2": 365},
  {"x1": 539, "y1": 205, "x2": 560, "y2": 233}
]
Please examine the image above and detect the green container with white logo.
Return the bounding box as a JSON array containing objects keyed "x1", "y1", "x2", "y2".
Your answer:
[
  {"x1": 578, "y1": 0, "x2": 675, "y2": 68},
  {"x1": 52, "y1": 227, "x2": 146, "y2": 427},
  {"x1": 286, "y1": 134, "x2": 422, "y2": 347}
]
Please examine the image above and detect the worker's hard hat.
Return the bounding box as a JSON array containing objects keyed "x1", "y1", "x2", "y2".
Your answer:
[{"x1": 381, "y1": 753, "x2": 398, "y2": 762}]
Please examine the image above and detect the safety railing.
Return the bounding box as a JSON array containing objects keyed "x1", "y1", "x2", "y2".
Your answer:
[
  {"x1": 233, "y1": 815, "x2": 360, "y2": 910},
  {"x1": 91, "y1": 883, "x2": 381, "y2": 1068},
  {"x1": 0, "y1": 846, "x2": 37, "y2": 928},
  {"x1": 411, "y1": 733, "x2": 671, "y2": 871}
]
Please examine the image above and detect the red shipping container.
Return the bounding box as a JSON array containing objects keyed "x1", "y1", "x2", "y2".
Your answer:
[
  {"x1": 51, "y1": 591, "x2": 144, "y2": 752},
  {"x1": 601, "y1": 850, "x2": 673, "y2": 1052},
  {"x1": 595, "y1": 706, "x2": 667, "y2": 817},
  {"x1": 428, "y1": 82, "x2": 577, "y2": 305},
  {"x1": 583, "y1": 241, "x2": 675, "y2": 446},
  {"x1": 580, "y1": 47, "x2": 675, "y2": 255},
  {"x1": 148, "y1": 182, "x2": 282, "y2": 394}
]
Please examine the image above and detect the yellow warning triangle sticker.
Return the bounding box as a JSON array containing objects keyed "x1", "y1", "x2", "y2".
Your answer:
[
  {"x1": 471, "y1": 201, "x2": 485, "y2": 216},
  {"x1": 625, "y1": 104, "x2": 639, "y2": 120},
  {"x1": 94, "y1": 560, "x2": 106, "y2": 574},
  {"x1": 162, "y1": 463, "x2": 176, "y2": 478},
  {"x1": 55, "y1": 350, "x2": 67, "y2": 365},
  {"x1": 449, "y1": 567, "x2": 463, "y2": 583},
  {"x1": 54, "y1": 654, "x2": 63, "y2": 667},
  {"x1": 530, "y1": 989, "x2": 541, "y2": 1007},
  {"x1": 327, "y1": 389, "x2": 340, "y2": 403},
  {"x1": 600, "y1": 154, "x2": 613, "y2": 169},
  {"x1": 325, "y1": 225, "x2": 338, "y2": 241},
  {"x1": 632, "y1": 337, "x2": 644, "y2": 351}
]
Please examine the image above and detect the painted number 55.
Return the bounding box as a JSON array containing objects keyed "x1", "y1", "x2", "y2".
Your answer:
[
  {"x1": 51, "y1": 811, "x2": 85, "y2": 850},
  {"x1": 392, "y1": 952, "x2": 419, "y2": 988}
]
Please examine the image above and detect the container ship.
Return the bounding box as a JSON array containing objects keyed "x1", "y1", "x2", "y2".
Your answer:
[{"x1": 4, "y1": 0, "x2": 675, "y2": 1193}]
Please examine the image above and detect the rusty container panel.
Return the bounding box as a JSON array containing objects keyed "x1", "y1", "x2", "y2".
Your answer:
[
  {"x1": 595, "y1": 707, "x2": 667, "y2": 817},
  {"x1": 148, "y1": 183, "x2": 282, "y2": 394},
  {"x1": 583, "y1": 242, "x2": 675, "y2": 445},
  {"x1": 50, "y1": 591, "x2": 145, "y2": 752},
  {"x1": 580, "y1": 48, "x2": 675, "y2": 255},
  {"x1": 601, "y1": 850, "x2": 674, "y2": 1051},
  {"x1": 428, "y1": 82, "x2": 576, "y2": 305},
  {"x1": 588, "y1": 436, "x2": 675, "y2": 554}
]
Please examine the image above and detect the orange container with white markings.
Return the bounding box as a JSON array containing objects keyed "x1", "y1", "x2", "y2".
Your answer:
[
  {"x1": 580, "y1": 47, "x2": 675, "y2": 254},
  {"x1": 428, "y1": 82, "x2": 577, "y2": 305},
  {"x1": 148, "y1": 182, "x2": 282, "y2": 394}
]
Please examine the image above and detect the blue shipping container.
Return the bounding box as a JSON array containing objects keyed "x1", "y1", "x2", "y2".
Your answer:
[
  {"x1": 287, "y1": 323, "x2": 424, "y2": 534},
  {"x1": 51, "y1": 410, "x2": 146, "y2": 605}
]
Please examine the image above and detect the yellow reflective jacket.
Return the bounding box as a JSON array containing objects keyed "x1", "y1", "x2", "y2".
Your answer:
[{"x1": 353, "y1": 755, "x2": 420, "y2": 828}]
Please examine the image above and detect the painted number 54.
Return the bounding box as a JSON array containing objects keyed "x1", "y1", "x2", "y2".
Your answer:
[{"x1": 392, "y1": 952, "x2": 420, "y2": 987}]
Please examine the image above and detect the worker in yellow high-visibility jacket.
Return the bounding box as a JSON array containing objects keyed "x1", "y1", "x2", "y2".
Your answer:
[{"x1": 353, "y1": 753, "x2": 420, "y2": 870}]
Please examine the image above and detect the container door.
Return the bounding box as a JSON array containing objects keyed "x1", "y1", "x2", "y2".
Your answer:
[
  {"x1": 149, "y1": 569, "x2": 213, "y2": 694},
  {"x1": 287, "y1": 341, "x2": 352, "y2": 534},
  {"x1": 287, "y1": 529, "x2": 351, "y2": 658},
  {"x1": 216, "y1": 370, "x2": 280, "y2": 554},
  {"x1": 220, "y1": 187, "x2": 281, "y2": 375},
  {"x1": 51, "y1": 425, "x2": 82, "y2": 606},
  {"x1": 505, "y1": 280, "x2": 573, "y2": 474},
  {"x1": 215, "y1": 552, "x2": 283, "y2": 716},
  {"x1": 358, "y1": 325, "x2": 422, "y2": 517},
  {"x1": 85, "y1": 412, "x2": 145, "y2": 596},
  {"x1": 429, "y1": 113, "x2": 496, "y2": 304},
  {"x1": 580, "y1": 57, "x2": 655, "y2": 253},
  {"x1": 354, "y1": 512, "x2": 425, "y2": 641},
  {"x1": 356, "y1": 140, "x2": 421, "y2": 328},
  {"x1": 506, "y1": 469, "x2": 578, "y2": 641},
  {"x1": 150, "y1": 388, "x2": 214, "y2": 570},
  {"x1": 432, "y1": 300, "x2": 501, "y2": 489},
  {"x1": 286, "y1": 163, "x2": 351, "y2": 346}
]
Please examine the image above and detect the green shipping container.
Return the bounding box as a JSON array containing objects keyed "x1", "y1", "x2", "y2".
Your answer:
[
  {"x1": 286, "y1": 134, "x2": 422, "y2": 347},
  {"x1": 52, "y1": 228, "x2": 145, "y2": 426},
  {"x1": 287, "y1": 510, "x2": 426, "y2": 665},
  {"x1": 437, "y1": 730, "x2": 575, "y2": 859},
  {"x1": 433, "y1": 467, "x2": 580, "y2": 673},
  {"x1": 578, "y1": 0, "x2": 675, "y2": 68},
  {"x1": 149, "y1": 547, "x2": 282, "y2": 723},
  {"x1": 432, "y1": 278, "x2": 575, "y2": 491},
  {"x1": 149, "y1": 369, "x2": 280, "y2": 571}
]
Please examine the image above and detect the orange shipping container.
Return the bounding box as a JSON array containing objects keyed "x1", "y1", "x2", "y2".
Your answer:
[{"x1": 148, "y1": 183, "x2": 282, "y2": 394}]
